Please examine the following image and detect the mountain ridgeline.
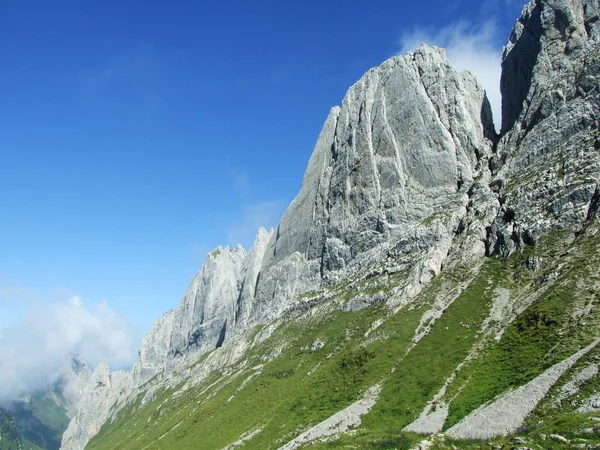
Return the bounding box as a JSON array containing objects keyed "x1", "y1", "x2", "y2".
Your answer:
[{"x1": 63, "y1": 0, "x2": 600, "y2": 448}]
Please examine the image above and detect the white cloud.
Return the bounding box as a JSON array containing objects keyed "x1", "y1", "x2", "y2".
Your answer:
[
  {"x1": 0, "y1": 295, "x2": 135, "y2": 405},
  {"x1": 227, "y1": 201, "x2": 284, "y2": 249},
  {"x1": 225, "y1": 169, "x2": 285, "y2": 250},
  {"x1": 399, "y1": 21, "x2": 502, "y2": 131}
]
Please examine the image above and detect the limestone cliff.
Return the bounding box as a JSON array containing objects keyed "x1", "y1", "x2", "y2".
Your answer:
[
  {"x1": 59, "y1": 356, "x2": 93, "y2": 419},
  {"x1": 61, "y1": 364, "x2": 131, "y2": 450},
  {"x1": 63, "y1": 43, "x2": 497, "y2": 450},
  {"x1": 490, "y1": 0, "x2": 600, "y2": 254},
  {"x1": 129, "y1": 44, "x2": 496, "y2": 384}
]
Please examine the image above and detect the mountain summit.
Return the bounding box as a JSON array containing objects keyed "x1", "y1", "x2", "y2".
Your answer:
[{"x1": 63, "y1": 0, "x2": 600, "y2": 448}]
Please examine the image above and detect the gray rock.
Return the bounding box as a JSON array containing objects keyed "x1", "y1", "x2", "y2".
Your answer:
[
  {"x1": 489, "y1": 0, "x2": 600, "y2": 255},
  {"x1": 131, "y1": 310, "x2": 175, "y2": 385},
  {"x1": 61, "y1": 363, "x2": 132, "y2": 450},
  {"x1": 255, "y1": 44, "x2": 495, "y2": 321},
  {"x1": 446, "y1": 338, "x2": 600, "y2": 439},
  {"x1": 549, "y1": 433, "x2": 570, "y2": 444},
  {"x1": 59, "y1": 356, "x2": 93, "y2": 419},
  {"x1": 167, "y1": 244, "x2": 247, "y2": 364},
  {"x1": 272, "y1": 45, "x2": 494, "y2": 270},
  {"x1": 554, "y1": 364, "x2": 599, "y2": 406},
  {"x1": 311, "y1": 340, "x2": 325, "y2": 351},
  {"x1": 579, "y1": 393, "x2": 600, "y2": 412}
]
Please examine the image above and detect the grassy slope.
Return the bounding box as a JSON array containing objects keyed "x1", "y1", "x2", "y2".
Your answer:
[
  {"x1": 87, "y1": 227, "x2": 600, "y2": 450},
  {"x1": 0, "y1": 409, "x2": 22, "y2": 450},
  {"x1": 443, "y1": 231, "x2": 600, "y2": 430},
  {"x1": 13, "y1": 391, "x2": 70, "y2": 450}
]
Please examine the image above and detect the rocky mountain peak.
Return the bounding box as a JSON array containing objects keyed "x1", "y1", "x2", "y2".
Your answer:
[
  {"x1": 489, "y1": 0, "x2": 600, "y2": 255},
  {"x1": 59, "y1": 356, "x2": 93, "y2": 418},
  {"x1": 501, "y1": 0, "x2": 600, "y2": 133},
  {"x1": 61, "y1": 364, "x2": 131, "y2": 450},
  {"x1": 62, "y1": 39, "x2": 499, "y2": 450},
  {"x1": 261, "y1": 43, "x2": 495, "y2": 283}
]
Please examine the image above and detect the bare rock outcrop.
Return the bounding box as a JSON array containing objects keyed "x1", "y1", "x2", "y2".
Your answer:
[
  {"x1": 61, "y1": 364, "x2": 131, "y2": 450},
  {"x1": 489, "y1": 0, "x2": 600, "y2": 255},
  {"x1": 133, "y1": 44, "x2": 497, "y2": 385},
  {"x1": 59, "y1": 356, "x2": 93, "y2": 419},
  {"x1": 60, "y1": 44, "x2": 498, "y2": 450}
]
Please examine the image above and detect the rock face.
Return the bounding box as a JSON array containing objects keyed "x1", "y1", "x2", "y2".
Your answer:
[
  {"x1": 61, "y1": 0, "x2": 600, "y2": 448},
  {"x1": 61, "y1": 364, "x2": 131, "y2": 450},
  {"x1": 489, "y1": 0, "x2": 600, "y2": 255},
  {"x1": 128, "y1": 44, "x2": 496, "y2": 387},
  {"x1": 131, "y1": 310, "x2": 175, "y2": 385},
  {"x1": 131, "y1": 227, "x2": 274, "y2": 385},
  {"x1": 255, "y1": 45, "x2": 496, "y2": 315},
  {"x1": 59, "y1": 356, "x2": 93, "y2": 419}
]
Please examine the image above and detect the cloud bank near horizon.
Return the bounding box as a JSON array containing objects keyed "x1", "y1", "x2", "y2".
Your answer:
[{"x1": 0, "y1": 295, "x2": 136, "y2": 405}]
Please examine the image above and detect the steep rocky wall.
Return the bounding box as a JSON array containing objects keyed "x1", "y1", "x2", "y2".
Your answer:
[
  {"x1": 63, "y1": 44, "x2": 496, "y2": 449},
  {"x1": 490, "y1": 0, "x2": 600, "y2": 254},
  {"x1": 136, "y1": 44, "x2": 496, "y2": 384},
  {"x1": 255, "y1": 44, "x2": 495, "y2": 322},
  {"x1": 61, "y1": 364, "x2": 131, "y2": 450}
]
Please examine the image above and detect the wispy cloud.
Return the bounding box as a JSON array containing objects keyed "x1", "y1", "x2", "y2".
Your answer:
[
  {"x1": 0, "y1": 293, "x2": 135, "y2": 405},
  {"x1": 0, "y1": 276, "x2": 39, "y2": 304},
  {"x1": 227, "y1": 201, "x2": 284, "y2": 249},
  {"x1": 399, "y1": 21, "x2": 502, "y2": 131},
  {"x1": 80, "y1": 43, "x2": 165, "y2": 116},
  {"x1": 224, "y1": 169, "x2": 284, "y2": 249},
  {"x1": 231, "y1": 169, "x2": 252, "y2": 202}
]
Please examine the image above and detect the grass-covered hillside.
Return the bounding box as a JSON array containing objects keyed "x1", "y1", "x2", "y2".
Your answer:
[
  {"x1": 86, "y1": 223, "x2": 600, "y2": 449},
  {"x1": 13, "y1": 391, "x2": 71, "y2": 450},
  {"x1": 0, "y1": 409, "x2": 23, "y2": 450},
  {"x1": 0, "y1": 385, "x2": 72, "y2": 450}
]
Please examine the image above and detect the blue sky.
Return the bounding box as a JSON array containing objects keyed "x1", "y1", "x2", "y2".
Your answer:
[{"x1": 0, "y1": 0, "x2": 524, "y2": 371}]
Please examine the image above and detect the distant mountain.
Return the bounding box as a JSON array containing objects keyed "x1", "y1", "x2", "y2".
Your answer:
[
  {"x1": 63, "y1": 0, "x2": 600, "y2": 448},
  {"x1": 7, "y1": 357, "x2": 91, "y2": 450},
  {"x1": 0, "y1": 408, "x2": 23, "y2": 450}
]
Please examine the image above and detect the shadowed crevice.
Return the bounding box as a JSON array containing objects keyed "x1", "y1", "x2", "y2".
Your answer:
[
  {"x1": 216, "y1": 320, "x2": 227, "y2": 349},
  {"x1": 501, "y1": 3, "x2": 543, "y2": 134}
]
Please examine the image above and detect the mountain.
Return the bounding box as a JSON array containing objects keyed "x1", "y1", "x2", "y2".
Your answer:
[
  {"x1": 8, "y1": 357, "x2": 92, "y2": 450},
  {"x1": 0, "y1": 409, "x2": 23, "y2": 450},
  {"x1": 62, "y1": 0, "x2": 600, "y2": 448}
]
